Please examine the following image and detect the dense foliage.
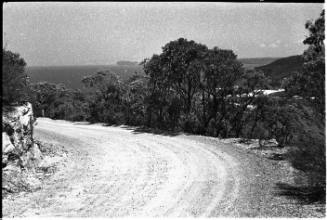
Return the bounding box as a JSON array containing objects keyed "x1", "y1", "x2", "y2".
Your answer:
[{"x1": 28, "y1": 82, "x2": 88, "y2": 121}]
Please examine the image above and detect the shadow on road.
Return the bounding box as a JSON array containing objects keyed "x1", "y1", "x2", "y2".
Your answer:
[
  {"x1": 72, "y1": 120, "x2": 182, "y2": 137},
  {"x1": 274, "y1": 182, "x2": 326, "y2": 204},
  {"x1": 124, "y1": 126, "x2": 181, "y2": 136}
]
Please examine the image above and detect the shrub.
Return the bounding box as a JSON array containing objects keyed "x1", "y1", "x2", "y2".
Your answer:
[{"x1": 2, "y1": 49, "x2": 28, "y2": 105}]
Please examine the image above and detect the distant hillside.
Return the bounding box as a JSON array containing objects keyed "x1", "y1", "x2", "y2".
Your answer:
[
  {"x1": 117, "y1": 61, "x2": 139, "y2": 66},
  {"x1": 255, "y1": 55, "x2": 304, "y2": 88},
  {"x1": 26, "y1": 65, "x2": 144, "y2": 90},
  {"x1": 239, "y1": 57, "x2": 281, "y2": 70}
]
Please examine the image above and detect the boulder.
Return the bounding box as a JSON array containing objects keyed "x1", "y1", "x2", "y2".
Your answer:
[
  {"x1": 3, "y1": 103, "x2": 34, "y2": 153},
  {"x1": 2, "y1": 102, "x2": 39, "y2": 169}
]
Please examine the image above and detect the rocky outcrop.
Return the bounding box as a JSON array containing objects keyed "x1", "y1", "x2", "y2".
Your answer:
[
  {"x1": 2, "y1": 103, "x2": 43, "y2": 195},
  {"x1": 2, "y1": 103, "x2": 69, "y2": 197},
  {"x1": 2, "y1": 102, "x2": 42, "y2": 168}
]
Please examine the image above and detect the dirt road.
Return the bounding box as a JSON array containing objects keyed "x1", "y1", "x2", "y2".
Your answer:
[{"x1": 3, "y1": 118, "x2": 322, "y2": 217}]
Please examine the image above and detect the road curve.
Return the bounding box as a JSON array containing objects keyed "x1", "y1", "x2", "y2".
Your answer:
[{"x1": 4, "y1": 117, "x2": 314, "y2": 217}]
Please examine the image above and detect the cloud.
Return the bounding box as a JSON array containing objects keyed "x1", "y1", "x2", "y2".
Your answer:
[
  {"x1": 269, "y1": 43, "x2": 278, "y2": 48},
  {"x1": 268, "y1": 40, "x2": 281, "y2": 48},
  {"x1": 294, "y1": 39, "x2": 304, "y2": 44},
  {"x1": 259, "y1": 43, "x2": 266, "y2": 48},
  {"x1": 260, "y1": 40, "x2": 281, "y2": 49}
]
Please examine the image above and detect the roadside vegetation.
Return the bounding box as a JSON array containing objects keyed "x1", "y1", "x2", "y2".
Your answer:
[{"x1": 3, "y1": 10, "x2": 325, "y2": 203}]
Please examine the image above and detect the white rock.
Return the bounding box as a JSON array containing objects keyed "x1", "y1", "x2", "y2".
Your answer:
[
  {"x1": 2, "y1": 102, "x2": 41, "y2": 170},
  {"x1": 3, "y1": 163, "x2": 21, "y2": 172},
  {"x1": 19, "y1": 114, "x2": 31, "y2": 128},
  {"x1": 2, "y1": 155, "x2": 8, "y2": 164},
  {"x1": 25, "y1": 173, "x2": 42, "y2": 190},
  {"x1": 30, "y1": 143, "x2": 42, "y2": 161},
  {"x1": 2, "y1": 132, "x2": 15, "y2": 154}
]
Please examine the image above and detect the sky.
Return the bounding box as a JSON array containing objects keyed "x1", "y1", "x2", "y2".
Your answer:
[{"x1": 3, "y1": 2, "x2": 324, "y2": 66}]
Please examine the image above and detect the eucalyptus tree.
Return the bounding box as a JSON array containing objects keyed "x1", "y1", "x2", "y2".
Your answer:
[
  {"x1": 159, "y1": 38, "x2": 208, "y2": 114},
  {"x1": 201, "y1": 47, "x2": 243, "y2": 137},
  {"x1": 82, "y1": 71, "x2": 124, "y2": 124}
]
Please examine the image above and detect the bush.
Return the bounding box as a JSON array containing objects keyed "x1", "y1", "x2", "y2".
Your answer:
[
  {"x1": 2, "y1": 49, "x2": 28, "y2": 105},
  {"x1": 285, "y1": 99, "x2": 325, "y2": 191}
]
